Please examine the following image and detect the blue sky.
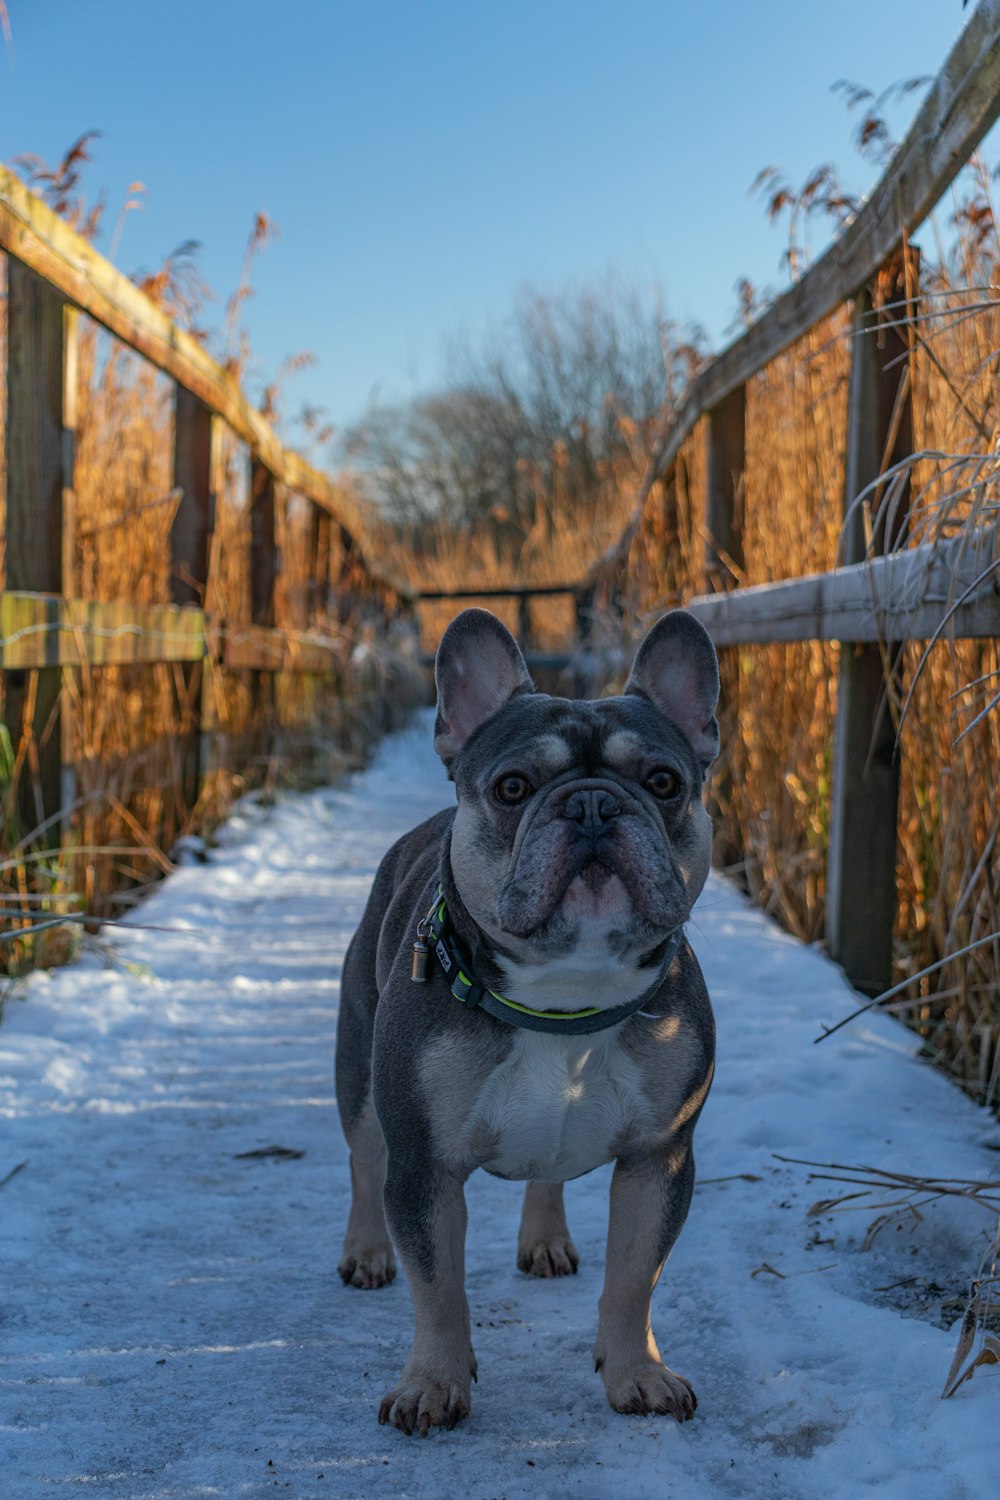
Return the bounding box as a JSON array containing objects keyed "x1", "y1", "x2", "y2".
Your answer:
[{"x1": 0, "y1": 1, "x2": 984, "y2": 445}]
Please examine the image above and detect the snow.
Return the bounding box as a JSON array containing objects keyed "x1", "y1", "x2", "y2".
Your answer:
[{"x1": 2, "y1": 713, "x2": 999, "y2": 1499}]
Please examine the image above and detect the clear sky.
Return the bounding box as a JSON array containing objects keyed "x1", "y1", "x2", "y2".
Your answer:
[{"x1": 0, "y1": 0, "x2": 986, "y2": 445}]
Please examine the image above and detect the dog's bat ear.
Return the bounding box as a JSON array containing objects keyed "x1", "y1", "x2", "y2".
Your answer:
[
  {"x1": 434, "y1": 608, "x2": 534, "y2": 768},
  {"x1": 625, "y1": 610, "x2": 720, "y2": 772}
]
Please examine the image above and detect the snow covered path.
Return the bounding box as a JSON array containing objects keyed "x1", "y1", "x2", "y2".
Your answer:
[{"x1": 2, "y1": 717, "x2": 999, "y2": 1500}]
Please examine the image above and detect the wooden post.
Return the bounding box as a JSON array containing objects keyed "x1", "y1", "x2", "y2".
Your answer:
[
  {"x1": 573, "y1": 584, "x2": 596, "y2": 699},
  {"x1": 3, "y1": 261, "x2": 75, "y2": 841},
  {"x1": 705, "y1": 383, "x2": 746, "y2": 868},
  {"x1": 517, "y1": 593, "x2": 532, "y2": 651},
  {"x1": 250, "y1": 459, "x2": 278, "y2": 726},
  {"x1": 250, "y1": 462, "x2": 278, "y2": 628},
  {"x1": 170, "y1": 388, "x2": 217, "y2": 607},
  {"x1": 826, "y1": 269, "x2": 915, "y2": 995},
  {"x1": 335, "y1": 525, "x2": 356, "y2": 624},
  {"x1": 661, "y1": 465, "x2": 680, "y2": 600},
  {"x1": 169, "y1": 387, "x2": 218, "y2": 809},
  {"x1": 705, "y1": 384, "x2": 746, "y2": 592},
  {"x1": 308, "y1": 507, "x2": 332, "y2": 622},
  {"x1": 574, "y1": 585, "x2": 594, "y2": 648}
]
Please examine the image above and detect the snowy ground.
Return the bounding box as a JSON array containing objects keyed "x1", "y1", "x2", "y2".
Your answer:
[{"x1": 2, "y1": 715, "x2": 999, "y2": 1500}]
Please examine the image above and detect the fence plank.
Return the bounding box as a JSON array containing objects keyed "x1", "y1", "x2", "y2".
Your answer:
[
  {"x1": 249, "y1": 461, "x2": 278, "y2": 723},
  {"x1": 705, "y1": 385, "x2": 746, "y2": 868},
  {"x1": 705, "y1": 386, "x2": 746, "y2": 590},
  {"x1": 213, "y1": 624, "x2": 341, "y2": 675},
  {"x1": 0, "y1": 594, "x2": 206, "y2": 669},
  {"x1": 416, "y1": 584, "x2": 578, "y2": 601},
  {"x1": 169, "y1": 390, "x2": 218, "y2": 807},
  {"x1": 3, "y1": 262, "x2": 71, "y2": 837},
  {"x1": 309, "y1": 507, "x2": 333, "y2": 622},
  {"x1": 249, "y1": 462, "x2": 278, "y2": 627},
  {"x1": 517, "y1": 594, "x2": 532, "y2": 649},
  {"x1": 685, "y1": 525, "x2": 1000, "y2": 644}
]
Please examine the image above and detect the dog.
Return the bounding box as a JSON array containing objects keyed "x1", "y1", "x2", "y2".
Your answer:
[{"x1": 335, "y1": 607, "x2": 718, "y2": 1435}]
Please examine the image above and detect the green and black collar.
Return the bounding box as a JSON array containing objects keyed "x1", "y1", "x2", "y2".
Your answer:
[{"x1": 410, "y1": 885, "x2": 682, "y2": 1036}]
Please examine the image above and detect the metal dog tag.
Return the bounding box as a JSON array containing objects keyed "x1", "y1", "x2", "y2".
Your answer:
[{"x1": 410, "y1": 939, "x2": 429, "y2": 983}]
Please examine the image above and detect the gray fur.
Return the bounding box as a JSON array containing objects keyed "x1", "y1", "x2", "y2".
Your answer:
[{"x1": 335, "y1": 609, "x2": 719, "y2": 1434}]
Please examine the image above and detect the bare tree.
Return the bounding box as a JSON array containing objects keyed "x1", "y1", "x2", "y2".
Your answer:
[{"x1": 341, "y1": 274, "x2": 704, "y2": 537}]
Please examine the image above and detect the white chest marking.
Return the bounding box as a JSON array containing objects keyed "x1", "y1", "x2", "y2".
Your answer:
[
  {"x1": 466, "y1": 1030, "x2": 652, "y2": 1181},
  {"x1": 496, "y1": 918, "x2": 655, "y2": 1015}
]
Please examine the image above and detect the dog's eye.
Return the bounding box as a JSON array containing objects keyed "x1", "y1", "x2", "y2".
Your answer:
[
  {"x1": 645, "y1": 769, "x2": 682, "y2": 801},
  {"x1": 495, "y1": 774, "x2": 531, "y2": 806}
]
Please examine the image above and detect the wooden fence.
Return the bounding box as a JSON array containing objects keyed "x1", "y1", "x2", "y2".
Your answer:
[
  {"x1": 0, "y1": 162, "x2": 417, "y2": 874},
  {"x1": 581, "y1": 0, "x2": 1000, "y2": 997}
]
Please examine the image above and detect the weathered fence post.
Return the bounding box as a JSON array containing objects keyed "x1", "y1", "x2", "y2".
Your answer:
[
  {"x1": 4, "y1": 261, "x2": 75, "y2": 839},
  {"x1": 826, "y1": 267, "x2": 915, "y2": 995},
  {"x1": 705, "y1": 383, "x2": 746, "y2": 868},
  {"x1": 660, "y1": 465, "x2": 680, "y2": 599},
  {"x1": 517, "y1": 593, "x2": 532, "y2": 651},
  {"x1": 335, "y1": 524, "x2": 357, "y2": 624},
  {"x1": 308, "y1": 506, "x2": 332, "y2": 622},
  {"x1": 705, "y1": 385, "x2": 746, "y2": 592},
  {"x1": 574, "y1": 585, "x2": 595, "y2": 647},
  {"x1": 572, "y1": 583, "x2": 595, "y2": 699},
  {"x1": 170, "y1": 387, "x2": 218, "y2": 809},
  {"x1": 250, "y1": 459, "x2": 278, "y2": 724}
]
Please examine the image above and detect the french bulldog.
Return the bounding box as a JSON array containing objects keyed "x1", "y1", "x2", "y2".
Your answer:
[{"x1": 335, "y1": 607, "x2": 718, "y2": 1435}]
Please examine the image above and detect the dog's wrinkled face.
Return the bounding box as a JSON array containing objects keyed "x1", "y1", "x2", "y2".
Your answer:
[{"x1": 434, "y1": 609, "x2": 719, "y2": 975}]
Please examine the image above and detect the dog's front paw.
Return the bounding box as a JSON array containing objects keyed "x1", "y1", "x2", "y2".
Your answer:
[
  {"x1": 378, "y1": 1363, "x2": 474, "y2": 1436},
  {"x1": 338, "y1": 1242, "x2": 396, "y2": 1290},
  {"x1": 596, "y1": 1357, "x2": 696, "y2": 1421},
  {"x1": 517, "y1": 1232, "x2": 579, "y2": 1278}
]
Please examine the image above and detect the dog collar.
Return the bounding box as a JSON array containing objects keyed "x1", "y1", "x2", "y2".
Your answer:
[{"x1": 410, "y1": 886, "x2": 682, "y2": 1036}]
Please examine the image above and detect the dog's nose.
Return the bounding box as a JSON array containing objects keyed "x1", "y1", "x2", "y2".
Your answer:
[{"x1": 562, "y1": 788, "x2": 621, "y2": 838}]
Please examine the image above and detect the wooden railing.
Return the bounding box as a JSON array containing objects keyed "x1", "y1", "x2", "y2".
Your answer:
[
  {"x1": 0, "y1": 162, "x2": 416, "y2": 850},
  {"x1": 586, "y1": 0, "x2": 1000, "y2": 996},
  {"x1": 414, "y1": 584, "x2": 582, "y2": 663}
]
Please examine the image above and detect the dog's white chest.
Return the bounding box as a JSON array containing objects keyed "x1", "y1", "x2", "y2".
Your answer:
[{"x1": 469, "y1": 1030, "x2": 651, "y2": 1182}]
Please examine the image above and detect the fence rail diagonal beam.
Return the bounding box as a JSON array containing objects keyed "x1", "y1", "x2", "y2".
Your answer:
[{"x1": 0, "y1": 162, "x2": 412, "y2": 603}]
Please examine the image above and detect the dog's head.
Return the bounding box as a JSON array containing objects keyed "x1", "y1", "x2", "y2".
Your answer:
[{"x1": 434, "y1": 608, "x2": 719, "y2": 982}]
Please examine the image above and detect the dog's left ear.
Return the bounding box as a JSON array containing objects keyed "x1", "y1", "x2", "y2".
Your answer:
[
  {"x1": 434, "y1": 608, "x2": 534, "y2": 769},
  {"x1": 625, "y1": 610, "x2": 720, "y2": 772}
]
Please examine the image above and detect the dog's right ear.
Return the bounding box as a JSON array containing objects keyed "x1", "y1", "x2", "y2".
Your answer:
[{"x1": 434, "y1": 609, "x2": 534, "y2": 769}]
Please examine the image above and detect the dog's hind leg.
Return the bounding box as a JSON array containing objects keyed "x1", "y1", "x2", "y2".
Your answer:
[
  {"x1": 516, "y1": 1181, "x2": 579, "y2": 1277},
  {"x1": 338, "y1": 1094, "x2": 397, "y2": 1289},
  {"x1": 336, "y1": 929, "x2": 396, "y2": 1290}
]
